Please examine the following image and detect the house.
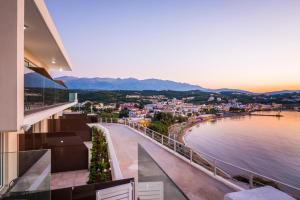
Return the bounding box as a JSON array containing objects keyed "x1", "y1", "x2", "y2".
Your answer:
[
  {"x1": 0, "y1": 1, "x2": 104, "y2": 198},
  {"x1": 208, "y1": 96, "x2": 215, "y2": 102},
  {"x1": 126, "y1": 95, "x2": 141, "y2": 99}
]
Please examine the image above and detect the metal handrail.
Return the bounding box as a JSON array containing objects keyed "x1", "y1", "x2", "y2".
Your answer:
[{"x1": 100, "y1": 117, "x2": 300, "y2": 197}]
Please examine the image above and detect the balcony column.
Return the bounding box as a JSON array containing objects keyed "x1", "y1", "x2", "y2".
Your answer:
[{"x1": 0, "y1": 0, "x2": 24, "y2": 132}]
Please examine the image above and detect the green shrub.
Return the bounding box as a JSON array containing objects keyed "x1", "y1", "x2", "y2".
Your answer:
[{"x1": 88, "y1": 127, "x2": 112, "y2": 184}]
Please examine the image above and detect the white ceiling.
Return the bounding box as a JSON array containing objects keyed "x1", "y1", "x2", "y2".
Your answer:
[{"x1": 24, "y1": 0, "x2": 72, "y2": 71}]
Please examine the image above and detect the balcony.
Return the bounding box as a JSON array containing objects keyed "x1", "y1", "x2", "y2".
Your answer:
[
  {"x1": 0, "y1": 150, "x2": 51, "y2": 200},
  {"x1": 24, "y1": 61, "x2": 76, "y2": 115}
]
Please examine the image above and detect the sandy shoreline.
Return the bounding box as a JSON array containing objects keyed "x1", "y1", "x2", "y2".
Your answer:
[
  {"x1": 181, "y1": 118, "x2": 213, "y2": 144},
  {"x1": 170, "y1": 118, "x2": 213, "y2": 144}
]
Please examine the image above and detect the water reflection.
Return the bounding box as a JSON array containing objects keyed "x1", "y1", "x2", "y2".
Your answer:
[
  {"x1": 24, "y1": 67, "x2": 70, "y2": 113},
  {"x1": 185, "y1": 111, "x2": 300, "y2": 188}
]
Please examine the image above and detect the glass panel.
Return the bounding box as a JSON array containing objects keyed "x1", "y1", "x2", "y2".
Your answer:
[
  {"x1": 138, "y1": 144, "x2": 188, "y2": 200},
  {"x1": 24, "y1": 62, "x2": 72, "y2": 114},
  {"x1": 0, "y1": 150, "x2": 51, "y2": 200}
]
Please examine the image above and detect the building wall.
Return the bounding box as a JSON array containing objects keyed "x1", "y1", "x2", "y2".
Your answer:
[
  {"x1": 0, "y1": 0, "x2": 24, "y2": 132},
  {"x1": 0, "y1": 0, "x2": 74, "y2": 192},
  {"x1": 1, "y1": 115, "x2": 51, "y2": 188},
  {"x1": 31, "y1": 118, "x2": 50, "y2": 133},
  {"x1": 0, "y1": 131, "x2": 19, "y2": 189}
]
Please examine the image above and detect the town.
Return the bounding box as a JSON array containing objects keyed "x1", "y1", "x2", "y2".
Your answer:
[
  {"x1": 76, "y1": 91, "x2": 300, "y2": 116},
  {"x1": 73, "y1": 91, "x2": 300, "y2": 137}
]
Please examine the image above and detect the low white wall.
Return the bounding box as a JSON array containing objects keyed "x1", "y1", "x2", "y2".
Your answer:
[{"x1": 87, "y1": 123, "x2": 123, "y2": 181}]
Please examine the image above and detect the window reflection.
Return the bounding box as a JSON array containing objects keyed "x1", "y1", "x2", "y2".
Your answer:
[{"x1": 24, "y1": 60, "x2": 70, "y2": 114}]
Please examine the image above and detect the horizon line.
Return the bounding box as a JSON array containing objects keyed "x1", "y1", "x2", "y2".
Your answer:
[{"x1": 54, "y1": 75, "x2": 300, "y2": 94}]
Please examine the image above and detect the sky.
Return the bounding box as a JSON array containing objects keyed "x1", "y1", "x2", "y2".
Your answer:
[{"x1": 45, "y1": 0, "x2": 300, "y2": 92}]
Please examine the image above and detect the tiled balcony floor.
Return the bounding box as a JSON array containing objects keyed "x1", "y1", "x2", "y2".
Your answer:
[
  {"x1": 51, "y1": 169, "x2": 89, "y2": 190},
  {"x1": 103, "y1": 123, "x2": 235, "y2": 200}
]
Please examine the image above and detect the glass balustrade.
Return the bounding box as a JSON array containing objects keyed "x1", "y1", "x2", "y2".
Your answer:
[
  {"x1": 0, "y1": 149, "x2": 51, "y2": 200},
  {"x1": 24, "y1": 61, "x2": 75, "y2": 114},
  {"x1": 138, "y1": 144, "x2": 189, "y2": 200}
]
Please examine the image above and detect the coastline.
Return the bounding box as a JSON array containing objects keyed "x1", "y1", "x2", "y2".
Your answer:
[
  {"x1": 181, "y1": 118, "x2": 214, "y2": 144},
  {"x1": 176, "y1": 110, "x2": 291, "y2": 144},
  {"x1": 172, "y1": 112, "x2": 250, "y2": 144},
  {"x1": 169, "y1": 117, "x2": 214, "y2": 144}
]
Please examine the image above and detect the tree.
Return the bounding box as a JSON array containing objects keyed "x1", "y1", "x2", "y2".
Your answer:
[
  {"x1": 229, "y1": 107, "x2": 246, "y2": 113},
  {"x1": 134, "y1": 102, "x2": 144, "y2": 109},
  {"x1": 176, "y1": 115, "x2": 188, "y2": 123},
  {"x1": 82, "y1": 102, "x2": 92, "y2": 113},
  {"x1": 119, "y1": 108, "x2": 129, "y2": 118},
  {"x1": 153, "y1": 112, "x2": 175, "y2": 126},
  {"x1": 202, "y1": 108, "x2": 218, "y2": 114},
  {"x1": 148, "y1": 112, "x2": 179, "y2": 136},
  {"x1": 148, "y1": 121, "x2": 169, "y2": 135}
]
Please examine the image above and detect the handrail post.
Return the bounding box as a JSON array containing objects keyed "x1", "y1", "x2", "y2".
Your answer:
[
  {"x1": 249, "y1": 173, "x2": 254, "y2": 189},
  {"x1": 213, "y1": 159, "x2": 217, "y2": 176},
  {"x1": 161, "y1": 135, "x2": 164, "y2": 144},
  {"x1": 152, "y1": 131, "x2": 154, "y2": 139},
  {"x1": 190, "y1": 149, "x2": 193, "y2": 163},
  {"x1": 174, "y1": 140, "x2": 177, "y2": 152}
]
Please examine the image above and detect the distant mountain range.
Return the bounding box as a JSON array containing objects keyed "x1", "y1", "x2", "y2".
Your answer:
[
  {"x1": 56, "y1": 76, "x2": 299, "y2": 95},
  {"x1": 56, "y1": 76, "x2": 205, "y2": 91},
  {"x1": 265, "y1": 90, "x2": 300, "y2": 96}
]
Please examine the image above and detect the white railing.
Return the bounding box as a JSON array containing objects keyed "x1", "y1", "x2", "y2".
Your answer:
[{"x1": 100, "y1": 118, "x2": 300, "y2": 199}]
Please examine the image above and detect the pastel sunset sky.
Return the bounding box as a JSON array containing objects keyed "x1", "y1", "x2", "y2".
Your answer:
[{"x1": 46, "y1": 0, "x2": 300, "y2": 92}]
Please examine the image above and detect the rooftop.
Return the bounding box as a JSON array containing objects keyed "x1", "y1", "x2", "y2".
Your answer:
[{"x1": 103, "y1": 123, "x2": 234, "y2": 200}]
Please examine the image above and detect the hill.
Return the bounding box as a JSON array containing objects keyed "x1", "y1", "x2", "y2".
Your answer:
[{"x1": 56, "y1": 76, "x2": 206, "y2": 91}]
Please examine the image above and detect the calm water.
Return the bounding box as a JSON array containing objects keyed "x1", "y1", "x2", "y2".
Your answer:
[{"x1": 185, "y1": 111, "x2": 300, "y2": 188}]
